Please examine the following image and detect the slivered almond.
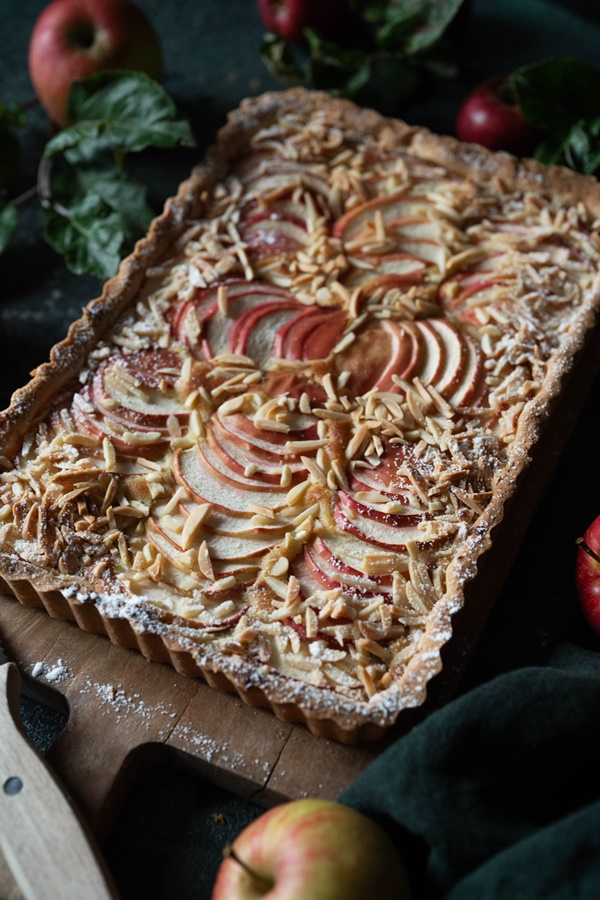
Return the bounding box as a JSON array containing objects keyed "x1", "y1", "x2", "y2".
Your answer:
[
  {"x1": 285, "y1": 438, "x2": 327, "y2": 452},
  {"x1": 357, "y1": 665, "x2": 377, "y2": 698},
  {"x1": 181, "y1": 503, "x2": 211, "y2": 549},
  {"x1": 305, "y1": 607, "x2": 318, "y2": 639},
  {"x1": 102, "y1": 438, "x2": 116, "y2": 470},
  {"x1": 197, "y1": 541, "x2": 215, "y2": 580},
  {"x1": 219, "y1": 395, "x2": 247, "y2": 415},
  {"x1": 270, "y1": 557, "x2": 289, "y2": 577},
  {"x1": 345, "y1": 423, "x2": 370, "y2": 460},
  {"x1": 255, "y1": 418, "x2": 290, "y2": 433},
  {"x1": 265, "y1": 576, "x2": 289, "y2": 600},
  {"x1": 212, "y1": 575, "x2": 238, "y2": 592},
  {"x1": 286, "y1": 480, "x2": 309, "y2": 506},
  {"x1": 217, "y1": 284, "x2": 229, "y2": 316},
  {"x1": 280, "y1": 464, "x2": 292, "y2": 487}
]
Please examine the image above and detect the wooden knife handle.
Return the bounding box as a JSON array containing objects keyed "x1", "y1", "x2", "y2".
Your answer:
[{"x1": 0, "y1": 663, "x2": 118, "y2": 900}]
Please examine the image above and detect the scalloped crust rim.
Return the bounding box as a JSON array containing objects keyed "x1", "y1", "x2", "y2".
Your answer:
[{"x1": 1, "y1": 89, "x2": 600, "y2": 743}]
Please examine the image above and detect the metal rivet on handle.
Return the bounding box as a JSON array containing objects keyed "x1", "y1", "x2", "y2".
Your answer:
[{"x1": 3, "y1": 776, "x2": 23, "y2": 795}]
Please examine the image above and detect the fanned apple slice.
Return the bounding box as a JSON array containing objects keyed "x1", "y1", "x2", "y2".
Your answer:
[
  {"x1": 198, "y1": 439, "x2": 277, "y2": 492},
  {"x1": 180, "y1": 501, "x2": 286, "y2": 539},
  {"x1": 215, "y1": 410, "x2": 317, "y2": 455},
  {"x1": 209, "y1": 421, "x2": 305, "y2": 482},
  {"x1": 71, "y1": 392, "x2": 169, "y2": 456},
  {"x1": 334, "y1": 505, "x2": 426, "y2": 552},
  {"x1": 336, "y1": 319, "x2": 421, "y2": 395},
  {"x1": 333, "y1": 194, "x2": 435, "y2": 243},
  {"x1": 447, "y1": 332, "x2": 487, "y2": 408},
  {"x1": 237, "y1": 158, "x2": 334, "y2": 208},
  {"x1": 229, "y1": 300, "x2": 305, "y2": 366},
  {"x1": 239, "y1": 211, "x2": 309, "y2": 260},
  {"x1": 89, "y1": 348, "x2": 187, "y2": 432},
  {"x1": 345, "y1": 253, "x2": 428, "y2": 292},
  {"x1": 174, "y1": 280, "x2": 292, "y2": 360},
  {"x1": 275, "y1": 306, "x2": 348, "y2": 361},
  {"x1": 174, "y1": 447, "x2": 289, "y2": 516}
]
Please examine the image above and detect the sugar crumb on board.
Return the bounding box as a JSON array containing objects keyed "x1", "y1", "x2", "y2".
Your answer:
[{"x1": 30, "y1": 658, "x2": 70, "y2": 683}]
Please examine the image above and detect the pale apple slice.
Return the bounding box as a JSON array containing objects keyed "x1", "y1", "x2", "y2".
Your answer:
[
  {"x1": 338, "y1": 490, "x2": 426, "y2": 528},
  {"x1": 447, "y1": 333, "x2": 487, "y2": 408},
  {"x1": 209, "y1": 420, "x2": 306, "y2": 480},
  {"x1": 274, "y1": 306, "x2": 348, "y2": 361},
  {"x1": 198, "y1": 439, "x2": 278, "y2": 492},
  {"x1": 174, "y1": 280, "x2": 291, "y2": 359},
  {"x1": 312, "y1": 535, "x2": 396, "y2": 591},
  {"x1": 238, "y1": 159, "x2": 334, "y2": 207},
  {"x1": 345, "y1": 253, "x2": 428, "y2": 292},
  {"x1": 239, "y1": 211, "x2": 309, "y2": 259},
  {"x1": 174, "y1": 447, "x2": 289, "y2": 516},
  {"x1": 334, "y1": 505, "x2": 419, "y2": 552},
  {"x1": 230, "y1": 300, "x2": 304, "y2": 366},
  {"x1": 180, "y1": 501, "x2": 286, "y2": 539},
  {"x1": 336, "y1": 319, "x2": 420, "y2": 396},
  {"x1": 333, "y1": 194, "x2": 435, "y2": 243},
  {"x1": 71, "y1": 393, "x2": 169, "y2": 456},
  {"x1": 216, "y1": 411, "x2": 317, "y2": 456},
  {"x1": 424, "y1": 319, "x2": 466, "y2": 399}
]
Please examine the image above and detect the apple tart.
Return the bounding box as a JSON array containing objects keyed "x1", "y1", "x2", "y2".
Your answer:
[{"x1": 1, "y1": 89, "x2": 600, "y2": 742}]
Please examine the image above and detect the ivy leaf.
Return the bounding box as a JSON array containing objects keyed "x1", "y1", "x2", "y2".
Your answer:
[
  {"x1": 513, "y1": 58, "x2": 600, "y2": 136},
  {"x1": 0, "y1": 204, "x2": 17, "y2": 254},
  {"x1": 44, "y1": 71, "x2": 195, "y2": 165},
  {"x1": 44, "y1": 158, "x2": 153, "y2": 278}
]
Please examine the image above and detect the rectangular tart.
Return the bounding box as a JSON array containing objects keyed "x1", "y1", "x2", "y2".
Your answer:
[{"x1": 1, "y1": 89, "x2": 600, "y2": 743}]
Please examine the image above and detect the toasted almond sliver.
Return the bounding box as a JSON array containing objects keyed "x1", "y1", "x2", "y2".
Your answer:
[
  {"x1": 212, "y1": 575, "x2": 237, "y2": 592},
  {"x1": 198, "y1": 540, "x2": 215, "y2": 580},
  {"x1": 270, "y1": 557, "x2": 289, "y2": 577},
  {"x1": 286, "y1": 480, "x2": 310, "y2": 506},
  {"x1": 181, "y1": 503, "x2": 212, "y2": 550},
  {"x1": 219, "y1": 395, "x2": 247, "y2": 415}
]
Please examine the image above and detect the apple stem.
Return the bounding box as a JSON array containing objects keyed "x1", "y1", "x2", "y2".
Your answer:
[
  {"x1": 576, "y1": 537, "x2": 600, "y2": 566},
  {"x1": 224, "y1": 845, "x2": 273, "y2": 893}
]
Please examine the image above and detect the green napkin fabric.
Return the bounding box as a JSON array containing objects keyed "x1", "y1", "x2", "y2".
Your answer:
[{"x1": 342, "y1": 645, "x2": 600, "y2": 899}]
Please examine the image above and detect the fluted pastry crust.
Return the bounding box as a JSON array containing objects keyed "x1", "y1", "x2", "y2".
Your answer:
[{"x1": 1, "y1": 89, "x2": 600, "y2": 742}]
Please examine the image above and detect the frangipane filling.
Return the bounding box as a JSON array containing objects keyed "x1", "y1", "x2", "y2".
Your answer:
[{"x1": 1, "y1": 110, "x2": 598, "y2": 703}]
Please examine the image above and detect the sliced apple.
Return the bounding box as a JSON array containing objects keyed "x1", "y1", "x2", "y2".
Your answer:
[
  {"x1": 275, "y1": 306, "x2": 348, "y2": 361},
  {"x1": 173, "y1": 447, "x2": 289, "y2": 516}
]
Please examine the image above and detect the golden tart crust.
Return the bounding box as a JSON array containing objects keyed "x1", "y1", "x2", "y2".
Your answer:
[{"x1": 2, "y1": 89, "x2": 600, "y2": 743}]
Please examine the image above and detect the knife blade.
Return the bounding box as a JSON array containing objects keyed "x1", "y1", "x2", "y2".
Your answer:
[{"x1": 0, "y1": 638, "x2": 119, "y2": 900}]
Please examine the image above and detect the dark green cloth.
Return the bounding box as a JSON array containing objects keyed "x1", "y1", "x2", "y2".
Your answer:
[{"x1": 342, "y1": 645, "x2": 600, "y2": 899}]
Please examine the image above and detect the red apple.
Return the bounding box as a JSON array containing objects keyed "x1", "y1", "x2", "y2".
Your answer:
[
  {"x1": 257, "y1": 0, "x2": 349, "y2": 44},
  {"x1": 211, "y1": 798, "x2": 411, "y2": 900},
  {"x1": 28, "y1": 0, "x2": 164, "y2": 127},
  {"x1": 456, "y1": 75, "x2": 541, "y2": 157},
  {"x1": 576, "y1": 515, "x2": 600, "y2": 635}
]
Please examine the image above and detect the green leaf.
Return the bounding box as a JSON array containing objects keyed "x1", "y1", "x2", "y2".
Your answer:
[
  {"x1": 535, "y1": 118, "x2": 600, "y2": 175},
  {"x1": 44, "y1": 157, "x2": 154, "y2": 278},
  {"x1": 396, "y1": 0, "x2": 465, "y2": 55},
  {"x1": 0, "y1": 204, "x2": 17, "y2": 254},
  {"x1": 304, "y1": 31, "x2": 372, "y2": 95},
  {"x1": 0, "y1": 100, "x2": 27, "y2": 131},
  {"x1": 44, "y1": 71, "x2": 195, "y2": 164},
  {"x1": 260, "y1": 34, "x2": 306, "y2": 85},
  {"x1": 513, "y1": 58, "x2": 600, "y2": 135}
]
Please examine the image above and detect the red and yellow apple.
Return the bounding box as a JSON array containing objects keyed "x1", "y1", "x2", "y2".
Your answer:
[
  {"x1": 576, "y1": 515, "x2": 600, "y2": 635},
  {"x1": 211, "y1": 798, "x2": 411, "y2": 900},
  {"x1": 28, "y1": 0, "x2": 164, "y2": 127}
]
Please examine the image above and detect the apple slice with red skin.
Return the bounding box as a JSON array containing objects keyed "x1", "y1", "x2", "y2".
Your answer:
[
  {"x1": 173, "y1": 447, "x2": 290, "y2": 516},
  {"x1": 333, "y1": 193, "x2": 435, "y2": 243},
  {"x1": 334, "y1": 505, "x2": 420, "y2": 552},
  {"x1": 89, "y1": 348, "x2": 187, "y2": 431},
  {"x1": 336, "y1": 319, "x2": 421, "y2": 396},
  {"x1": 576, "y1": 517, "x2": 600, "y2": 636},
  {"x1": 71, "y1": 392, "x2": 169, "y2": 456},
  {"x1": 229, "y1": 300, "x2": 304, "y2": 365},
  {"x1": 215, "y1": 410, "x2": 318, "y2": 454},
  {"x1": 275, "y1": 305, "x2": 348, "y2": 361},
  {"x1": 212, "y1": 798, "x2": 410, "y2": 900},
  {"x1": 237, "y1": 159, "x2": 334, "y2": 207},
  {"x1": 149, "y1": 513, "x2": 275, "y2": 564},
  {"x1": 338, "y1": 490, "x2": 427, "y2": 528},
  {"x1": 174, "y1": 280, "x2": 292, "y2": 360},
  {"x1": 238, "y1": 210, "x2": 309, "y2": 260},
  {"x1": 208, "y1": 421, "x2": 306, "y2": 484},
  {"x1": 180, "y1": 501, "x2": 286, "y2": 540}
]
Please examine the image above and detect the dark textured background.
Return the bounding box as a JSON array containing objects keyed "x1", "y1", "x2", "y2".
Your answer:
[{"x1": 3, "y1": 1, "x2": 600, "y2": 897}]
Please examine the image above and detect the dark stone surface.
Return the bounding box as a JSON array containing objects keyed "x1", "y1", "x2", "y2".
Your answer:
[{"x1": 3, "y1": 0, "x2": 600, "y2": 897}]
